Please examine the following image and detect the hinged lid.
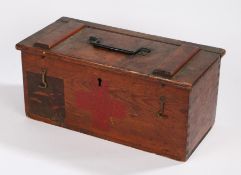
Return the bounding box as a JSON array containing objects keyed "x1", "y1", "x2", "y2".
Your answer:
[{"x1": 16, "y1": 17, "x2": 225, "y2": 87}]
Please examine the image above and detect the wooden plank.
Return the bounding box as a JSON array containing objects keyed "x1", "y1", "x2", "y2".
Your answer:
[
  {"x1": 33, "y1": 20, "x2": 85, "y2": 49},
  {"x1": 152, "y1": 44, "x2": 200, "y2": 78},
  {"x1": 63, "y1": 17, "x2": 225, "y2": 57},
  {"x1": 172, "y1": 50, "x2": 220, "y2": 85},
  {"x1": 16, "y1": 17, "x2": 224, "y2": 87}
]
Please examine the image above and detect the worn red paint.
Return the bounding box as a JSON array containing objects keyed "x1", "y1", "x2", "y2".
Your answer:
[{"x1": 76, "y1": 79, "x2": 127, "y2": 130}]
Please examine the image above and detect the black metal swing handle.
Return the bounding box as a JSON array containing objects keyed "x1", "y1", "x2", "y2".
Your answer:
[{"x1": 88, "y1": 36, "x2": 151, "y2": 56}]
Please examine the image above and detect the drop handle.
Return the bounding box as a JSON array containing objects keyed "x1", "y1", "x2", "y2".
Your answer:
[
  {"x1": 38, "y1": 68, "x2": 48, "y2": 89},
  {"x1": 88, "y1": 36, "x2": 151, "y2": 56},
  {"x1": 157, "y1": 96, "x2": 167, "y2": 118}
]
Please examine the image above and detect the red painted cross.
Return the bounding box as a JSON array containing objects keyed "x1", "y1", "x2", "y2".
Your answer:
[{"x1": 76, "y1": 79, "x2": 127, "y2": 130}]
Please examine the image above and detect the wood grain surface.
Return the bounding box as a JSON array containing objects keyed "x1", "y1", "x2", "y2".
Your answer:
[
  {"x1": 21, "y1": 52, "x2": 190, "y2": 160},
  {"x1": 16, "y1": 17, "x2": 225, "y2": 161}
]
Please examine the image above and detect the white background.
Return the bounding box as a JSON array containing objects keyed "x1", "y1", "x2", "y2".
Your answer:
[{"x1": 0, "y1": 0, "x2": 241, "y2": 174}]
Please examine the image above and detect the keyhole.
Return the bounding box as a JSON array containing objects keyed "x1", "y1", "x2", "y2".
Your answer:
[{"x1": 97, "y1": 78, "x2": 102, "y2": 87}]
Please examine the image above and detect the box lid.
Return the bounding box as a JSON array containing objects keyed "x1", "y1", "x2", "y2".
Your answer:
[{"x1": 16, "y1": 17, "x2": 225, "y2": 88}]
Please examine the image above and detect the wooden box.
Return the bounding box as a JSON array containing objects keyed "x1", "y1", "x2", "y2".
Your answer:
[{"x1": 16, "y1": 17, "x2": 225, "y2": 161}]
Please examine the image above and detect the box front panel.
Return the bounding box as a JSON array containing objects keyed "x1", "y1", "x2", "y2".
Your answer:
[{"x1": 21, "y1": 52, "x2": 189, "y2": 160}]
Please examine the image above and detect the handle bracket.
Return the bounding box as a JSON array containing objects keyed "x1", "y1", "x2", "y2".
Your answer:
[{"x1": 88, "y1": 36, "x2": 151, "y2": 56}]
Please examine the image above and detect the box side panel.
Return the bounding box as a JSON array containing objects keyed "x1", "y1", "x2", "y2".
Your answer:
[
  {"x1": 21, "y1": 53, "x2": 30, "y2": 117},
  {"x1": 186, "y1": 58, "x2": 221, "y2": 159},
  {"x1": 21, "y1": 51, "x2": 189, "y2": 161}
]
